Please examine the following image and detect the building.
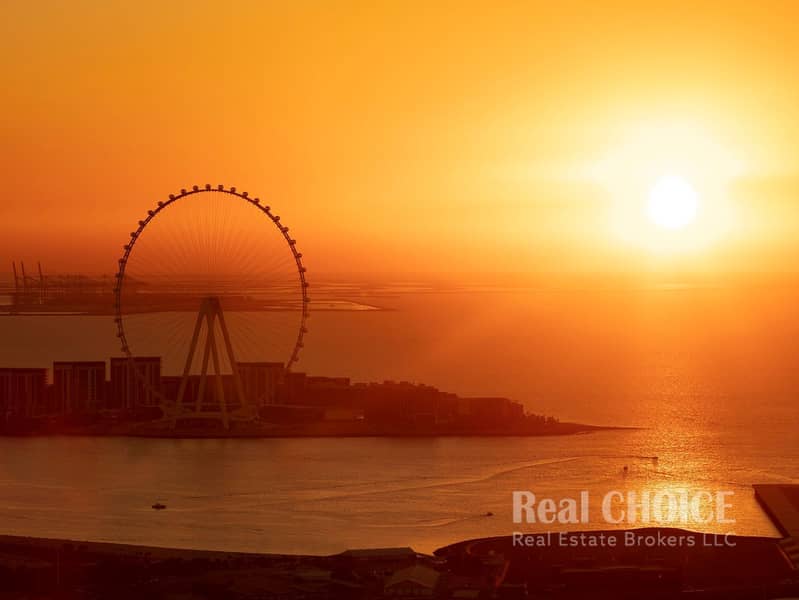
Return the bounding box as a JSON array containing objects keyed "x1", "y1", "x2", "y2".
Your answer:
[
  {"x1": 162, "y1": 374, "x2": 238, "y2": 413},
  {"x1": 0, "y1": 368, "x2": 47, "y2": 418},
  {"x1": 236, "y1": 362, "x2": 283, "y2": 406},
  {"x1": 109, "y1": 357, "x2": 161, "y2": 410},
  {"x1": 339, "y1": 547, "x2": 418, "y2": 565},
  {"x1": 282, "y1": 371, "x2": 307, "y2": 403},
  {"x1": 755, "y1": 484, "x2": 799, "y2": 571},
  {"x1": 362, "y1": 381, "x2": 442, "y2": 425},
  {"x1": 299, "y1": 375, "x2": 362, "y2": 408},
  {"x1": 458, "y1": 397, "x2": 525, "y2": 423},
  {"x1": 161, "y1": 376, "x2": 184, "y2": 407},
  {"x1": 383, "y1": 565, "x2": 441, "y2": 598},
  {"x1": 52, "y1": 361, "x2": 105, "y2": 414}
]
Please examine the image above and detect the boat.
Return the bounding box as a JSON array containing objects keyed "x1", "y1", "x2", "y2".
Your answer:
[
  {"x1": 485, "y1": 511, "x2": 494, "y2": 517},
  {"x1": 152, "y1": 502, "x2": 167, "y2": 510}
]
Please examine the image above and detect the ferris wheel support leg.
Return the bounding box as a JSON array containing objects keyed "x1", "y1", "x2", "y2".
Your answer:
[
  {"x1": 195, "y1": 313, "x2": 215, "y2": 413},
  {"x1": 216, "y1": 305, "x2": 249, "y2": 418},
  {"x1": 173, "y1": 308, "x2": 206, "y2": 428},
  {"x1": 208, "y1": 323, "x2": 229, "y2": 430}
]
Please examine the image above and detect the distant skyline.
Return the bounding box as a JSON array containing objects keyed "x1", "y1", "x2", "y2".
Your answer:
[{"x1": 3, "y1": 1, "x2": 799, "y2": 278}]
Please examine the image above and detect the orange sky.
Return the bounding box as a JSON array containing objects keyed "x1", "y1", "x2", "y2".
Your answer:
[{"x1": 2, "y1": 1, "x2": 799, "y2": 278}]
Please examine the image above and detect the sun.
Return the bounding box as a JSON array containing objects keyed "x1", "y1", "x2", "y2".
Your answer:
[
  {"x1": 646, "y1": 174, "x2": 699, "y2": 230},
  {"x1": 593, "y1": 119, "x2": 743, "y2": 254}
]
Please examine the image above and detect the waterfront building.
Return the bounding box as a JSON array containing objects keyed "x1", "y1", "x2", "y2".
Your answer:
[
  {"x1": 52, "y1": 361, "x2": 105, "y2": 414},
  {"x1": 236, "y1": 362, "x2": 283, "y2": 406},
  {"x1": 383, "y1": 564, "x2": 441, "y2": 597},
  {"x1": 162, "y1": 374, "x2": 236, "y2": 412},
  {"x1": 0, "y1": 368, "x2": 47, "y2": 418},
  {"x1": 282, "y1": 371, "x2": 307, "y2": 403},
  {"x1": 109, "y1": 357, "x2": 162, "y2": 409}
]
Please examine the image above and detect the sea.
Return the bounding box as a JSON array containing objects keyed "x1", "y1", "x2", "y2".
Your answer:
[{"x1": 0, "y1": 283, "x2": 797, "y2": 555}]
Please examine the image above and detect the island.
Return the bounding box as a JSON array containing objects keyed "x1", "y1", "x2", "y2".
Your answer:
[{"x1": 0, "y1": 359, "x2": 617, "y2": 437}]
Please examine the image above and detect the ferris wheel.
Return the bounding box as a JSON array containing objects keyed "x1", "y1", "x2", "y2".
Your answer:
[{"x1": 113, "y1": 184, "x2": 309, "y2": 427}]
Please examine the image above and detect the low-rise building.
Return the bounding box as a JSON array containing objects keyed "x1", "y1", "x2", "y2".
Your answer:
[
  {"x1": 109, "y1": 357, "x2": 161, "y2": 409},
  {"x1": 52, "y1": 361, "x2": 105, "y2": 414},
  {"x1": 383, "y1": 564, "x2": 441, "y2": 597},
  {"x1": 0, "y1": 368, "x2": 47, "y2": 418},
  {"x1": 236, "y1": 362, "x2": 283, "y2": 406}
]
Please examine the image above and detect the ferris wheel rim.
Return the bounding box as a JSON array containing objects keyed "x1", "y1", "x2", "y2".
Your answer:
[{"x1": 112, "y1": 184, "x2": 310, "y2": 374}]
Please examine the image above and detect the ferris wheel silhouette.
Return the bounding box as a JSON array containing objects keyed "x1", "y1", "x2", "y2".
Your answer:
[{"x1": 114, "y1": 184, "x2": 309, "y2": 428}]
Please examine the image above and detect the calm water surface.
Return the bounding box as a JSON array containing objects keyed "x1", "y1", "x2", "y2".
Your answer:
[{"x1": 0, "y1": 429, "x2": 792, "y2": 555}]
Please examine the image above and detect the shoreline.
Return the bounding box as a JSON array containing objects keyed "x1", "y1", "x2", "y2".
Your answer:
[
  {"x1": 0, "y1": 533, "x2": 305, "y2": 561},
  {"x1": 0, "y1": 421, "x2": 635, "y2": 439},
  {"x1": 1, "y1": 528, "x2": 796, "y2": 598}
]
